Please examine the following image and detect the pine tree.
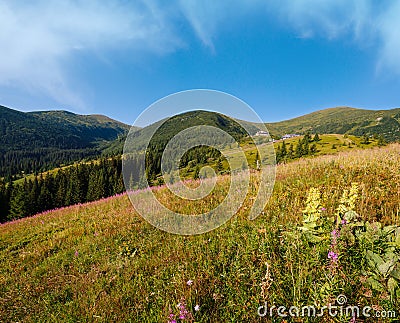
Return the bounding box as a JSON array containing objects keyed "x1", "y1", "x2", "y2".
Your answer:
[
  {"x1": 303, "y1": 132, "x2": 312, "y2": 143},
  {"x1": 377, "y1": 135, "x2": 386, "y2": 146},
  {"x1": 275, "y1": 145, "x2": 281, "y2": 163},
  {"x1": 9, "y1": 184, "x2": 28, "y2": 220},
  {"x1": 303, "y1": 139, "x2": 309, "y2": 155},
  {"x1": 288, "y1": 143, "x2": 294, "y2": 159},
  {"x1": 313, "y1": 133, "x2": 321, "y2": 142},
  {"x1": 27, "y1": 177, "x2": 39, "y2": 215},
  {"x1": 280, "y1": 142, "x2": 287, "y2": 158},
  {"x1": 216, "y1": 158, "x2": 223, "y2": 172},
  {"x1": 295, "y1": 140, "x2": 303, "y2": 158},
  {"x1": 310, "y1": 144, "x2": 317, "y2": 154},
  {"x1": 0, "y1": 181, "x2": 8, "y2": 222},
  {"x1": 38, "y1": 184, "x2": 53, "y2": 211},
  {"x1": 193, "y1": 166, "x2": 200, "y2": 179}
]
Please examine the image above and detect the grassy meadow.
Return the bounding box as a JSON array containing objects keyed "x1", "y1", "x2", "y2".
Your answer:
[
  {"x1": 0, "y1": 144, "x2": 399, "y2": 322},
  {"x1": 180, "y1": 134, "x2": 382, "y2": 180}
]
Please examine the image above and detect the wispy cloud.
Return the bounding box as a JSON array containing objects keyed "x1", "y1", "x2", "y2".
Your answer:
[
  {"x1": 180, "y1": 0, "x2": 400, "y2": 75},
  {"x1": 271, "y1": 0, "x2": 374, "y2": 40},
  {"x1": 0, "y1": 0, "x2": 181, "y2": 109},
  {"x1": 273, "y1": 0, "x2": 400, "y2": 75},
  {"x1": 376, "y1": 1, "x2": 400, "y2": 74},
  {"x1": 177, "y1": 0, "x2": 261, "y2": 51},
  {"x1": 1, "y1": 0, "x2": 400, "y2": 109}
]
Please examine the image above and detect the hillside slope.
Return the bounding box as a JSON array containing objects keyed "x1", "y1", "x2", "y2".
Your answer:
[
  {"x1": 125, "y1": 110, "x2": 250, "y2": 151},
  {"x1": 0, "y1": 105, "x2": 131, "y2": 176},
  {"x1": 266, "y1": 106, "x2": 400, "y2": 141},
  {"x1": 0, "y1": 144, "x2": 398, "y2": 321}
]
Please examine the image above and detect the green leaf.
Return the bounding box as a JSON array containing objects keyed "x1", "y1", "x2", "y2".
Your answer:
[
  {"x1": 383, "y1": 251, "x2": 399, "y2": 262},
  {"x1": 319, "y1": 281, "x2": 333, "y2": 297},
  {"x1": 304, "y1": 232, "x2": 325, "y2": 243},
  {"x1": 390, "y1": 268, "x2": 400, "y2": 280},
  {"x1": 382, "y1": 225, "x2": 396, "y2": 235},
  {"x1": 394, "y1": 232, "x2": 400, "y2": 248},
  {"x1": 352, "y1": 221, "x2": 364, "y2": 227},
  {"x1": 366, "y1": 250, "x2": 385, "y2": 268},
  {"x1": 341, "y1": 228, "x2": 356, "y2": 246},
  {"x1": 344, "y1": 210, "x2": 358, "y2": 222},
  {"x1": 377, "y1": 259, "x2": 396, "y2": 278},
  {"x1": 387, "y1": 277, "x2": 398, "y2": 297},
  {"x1": 366, "y1": 277, "x2": 385, "y2": 292}
]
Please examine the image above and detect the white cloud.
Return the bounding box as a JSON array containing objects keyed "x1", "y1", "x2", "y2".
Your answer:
[
  {"x1": 272, "y1": 0, "x2": 373, "y2": 40},
  {"x1": 1, "y1": 0, "x2": 400, "y2": 109},
  {"x1": 376, "y1": 1, "x2": 400, "y2": 74},
  {"x1": 177, "y1": 0, "x2": 262, "y2": 51},
  {"x1": 0, "y1": 0, "x2": 182, "y2": 109},
  {"x1": 273, "y1": 0, "x2": 400, "y2": 74},
  {"x1": 178, "y1": 0, "x2": 400, "y2": 75}
]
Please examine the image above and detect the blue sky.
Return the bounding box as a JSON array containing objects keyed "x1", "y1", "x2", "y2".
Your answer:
[{"x1": 0, "y1": 0, "x2": 399, "y2": 124}]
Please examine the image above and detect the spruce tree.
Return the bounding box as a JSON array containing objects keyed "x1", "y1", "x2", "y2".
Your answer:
[
  {"x1": 377, "y1": 135, "x2": 386, "y2": 146},
  {"x1": 310, "y1": 144, "x2": 317, "y2": 154},
  {"x1": 280, "y1": 141, "x2": 287, "y2": 158},
  {"x1": 38, "y1": 184, "x2": 53, "y2": 211},
  {"x1": 0, "y1": 181, "x2": 8, "y2": 222},
  {"x1": 9, "y1": 184, "x2": 28, "y2": 220},
  {"x1": 303, "y1": 132, "x2": 312, "y2": 143},
  {"x1": 216, "y1": 158, "x2": 223, "y2": 172},
  {"x1": 288, "y1": 143, "x2": 294, "y2": 159},
  {"x1": 295, "y1": 140, "x2": 303, "y2": 158},
  {"x1": 193, "y1": 166, "x2": 200, "y2": 179},
  {"x1": 303, "y1": 139, "x2": 309, "y2": 155}
]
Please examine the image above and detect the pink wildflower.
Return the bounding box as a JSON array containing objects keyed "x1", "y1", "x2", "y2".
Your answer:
[
  {"x1": 331, "y1": 229, "x2": 340, "y2": 238},
  {"x1": 328, "y1": 251, "x2": 338, "y2": 262}
]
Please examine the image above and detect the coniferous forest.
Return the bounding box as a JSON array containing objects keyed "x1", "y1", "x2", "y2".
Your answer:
[{"x1": 0, "y1": 157, "x2": 130, "y2": 223}]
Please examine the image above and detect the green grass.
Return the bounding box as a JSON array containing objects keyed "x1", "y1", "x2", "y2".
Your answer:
[
  {"x1": 1, "y1": 144, "x2": 399, "y2": 322},
  {"x1": 275, "y1": 134, "x2": 381, "y2": 155},
  {"x1": 184, "y1": 134, "x2": 382, "y2": 178}
]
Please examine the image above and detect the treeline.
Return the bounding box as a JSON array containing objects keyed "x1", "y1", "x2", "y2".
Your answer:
[
  {"x1": 276, "y1": 133, "x2": 319, "y2": 163},
  {"x1": 0, "y1": 145, "x2": 229, "y2": 222},
  {"x1": 0, "y1": 147, "x2": 102, "y2": 180},
  {"x1": 144, "y1": 145, "x2": 223, "y2": 186},
  {"x1": 0, "y1": 157, "x2": 130, "y2": 223}
]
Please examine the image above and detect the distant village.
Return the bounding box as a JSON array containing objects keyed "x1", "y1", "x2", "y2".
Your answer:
[{"x1": 255, "y1": 131, "x2": 300, "y2": 142}]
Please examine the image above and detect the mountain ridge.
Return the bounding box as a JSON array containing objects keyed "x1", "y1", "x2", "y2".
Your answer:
[
  {"x1": 265, "y1": 106, "x2": 400, "y2": 140},
  {"x1": 0, "y1": 105, "x2": 132, "y2": 177},
  {"x1": 2, "y1": 104, "x2": 399, "y2": 177}
]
